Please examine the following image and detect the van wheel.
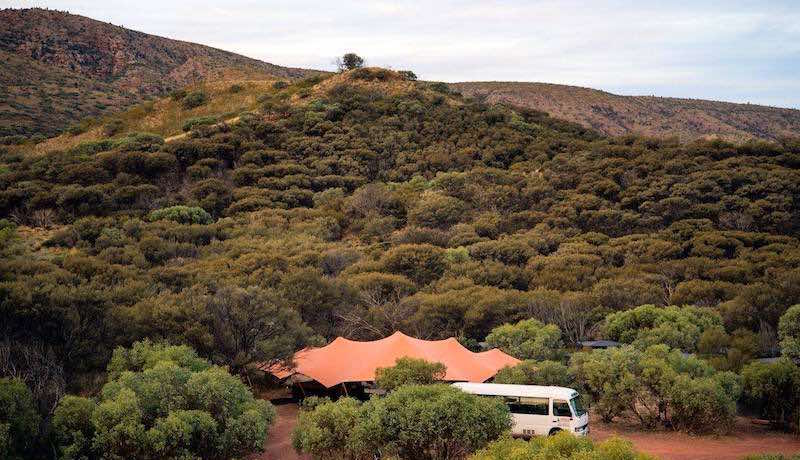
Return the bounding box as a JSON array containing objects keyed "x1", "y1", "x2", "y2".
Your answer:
[{"x1": 548, "y1": 428, "x2": 562, "y2": 436}]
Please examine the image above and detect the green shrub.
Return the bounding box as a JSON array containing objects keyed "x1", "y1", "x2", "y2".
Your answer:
[
  {"x1": 569, "y1": 344, "x2": 737, "y2": 433},
  {"x1": 52, "y1": 395, "x2": 96, "y2": 460},
  {"x1": 53, "y1": 341, "x2": 276, "y2": 460},
  {"x1": 429, "y1": 82, "x2": 450, "y2": 93},
  {"x1": 472, "y1": 432, "x2": 654, "y2": 460},
  {"x1": 0, "y1": 378, "x2": 40, "y2": 459},
  {"x1": 741, "y1": 358, "x2": 800, "y2": 431},
  {"x1": 603, "y1": 305, "x2": 723, "y2": 352},
  {"x1": 292, "y1": 397, "x2": 362, "y2": 460},
  {"x1": 272, "y1": 81, "x2": 289, "y2": 90},
  {"x1": 375, "y1": 357, "x2": 446, "y2": 391},
  {"x1": 182, "y1": 116, "x2": 218, "y2": 132},
  {"x1": 778, "y1": 304, "x2": 800, "y2": 360},
  {"x1": 486, "y1": 319, "x2": 564, "y2": 361},
  {"x1": 380, "y1": 244, "x2": 447, "y2": 285},
  {"x1": 494, "y1": 360, "x2": 572, "y2": 387},
  {"x1": 293, "y1": 384, "x2": 510, "y2": 460},
  {"x1": 170, "y1": 88, "x2": 187, "y2": 101},
  {"x1": 182, "y1": 91, "x2": 208, "y2": 109},
  {"x1": 148, "y1": 206, "x2": 213, "y2": 225},
  {"x1": 398, "y1": 70, "x2": 418, "y2": 81},
  {"x1": 102, "y1": 119, "x2": 124, "y2": 137}
]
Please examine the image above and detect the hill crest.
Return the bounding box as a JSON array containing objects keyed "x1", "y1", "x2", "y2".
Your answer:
[
  {"x1": 0, "y1": 8, "x2": 318, "y2": 137},
  {"x1": 451, "y1": 81, "x2": 800, "y2": 142}
]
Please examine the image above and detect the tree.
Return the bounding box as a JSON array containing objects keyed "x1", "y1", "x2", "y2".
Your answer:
[
  {"x1": 203, "y1": 285, "x2": 319, "y2": 376},
  {"x1": 778, "y1": 304, "x2": 800, "y2": 360},
  {"x1": 354, "y1": 384, "x2": 510, "y2": 460},
  {"x1": 292, "y1": 384, "x2": 510, "y2": 460},
  {"x1": 741, "y1": 358, "x2": 800, "y2": 430},
  {"x1": 292, "y1": 397, "x2": 363, "y2": 460},
  {"x1": 380, "y1": 244, "x2": 447, "y2": 285},
  {"x1": 52, "y1": 395, "x2": 96, "y2": 460},
  {"x1": 375, "y1": 357, "x2": 446, "y2": 391},
  {"x1": 0, "y1": 378, "x2": 40, "y2": 460},
  {"x1": 568, "y1": 344, "x2": 738, "y2": 433},
  {"x1": 603, "y1": 305, "x2": 723, "y2": 352},
  {"x1": 493, "y1": 360, "x2": 572, "y2": 387},
  {"x1": 337, "y1": 53, "x2": 364, "y2": 71},
  {"x1": 52, "y1": 341, "x2": 276, "y2": 460},
  {"x1": 485, "y1": 319, "x2": 564, "y2": 361},
  {"x1": 568, "y1": 347, "x2": 638, "y2": 423}
]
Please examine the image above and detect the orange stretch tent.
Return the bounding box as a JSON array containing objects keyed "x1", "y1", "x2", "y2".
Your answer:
[{"x1": 263, "y1": 331, "x2": 520, "y2": 388}]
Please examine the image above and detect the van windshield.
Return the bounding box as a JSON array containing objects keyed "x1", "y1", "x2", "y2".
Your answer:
[{"x1": 570, "y1": 395, "x2": 587, "y2": 416}]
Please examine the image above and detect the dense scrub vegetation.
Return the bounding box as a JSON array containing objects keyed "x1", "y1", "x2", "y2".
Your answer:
[
  {"x1": 293, "y1": 384, "x2": 510, "y2": 460},
  {"x1": 2, "y1": 67, "x2": 800, "y2": 455}
]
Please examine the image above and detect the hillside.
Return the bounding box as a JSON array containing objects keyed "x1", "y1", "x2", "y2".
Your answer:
[
  {"x1": 0, "y1": 8, "x2": 317, "y2": 137},
  {"x1": 2, "y1": 66, "x2": 800, "y2": 457},
  {"x1": 2, "y1": 67, "x2": 799, "y2": 373},
  {"x1": 451, "y1": 81, "x2": 800, "y2": 142}
]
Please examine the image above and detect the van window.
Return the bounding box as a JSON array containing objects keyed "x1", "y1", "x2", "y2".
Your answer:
[
  {"x1": 553, "y1": 400, "x2": 572, "y2": 417},
  {"x1": 506, "y1": 396, "x2": 549, "y2": 415},
  {"x1": 570, "y1": 395, "x2": 587, "y2": 416}
]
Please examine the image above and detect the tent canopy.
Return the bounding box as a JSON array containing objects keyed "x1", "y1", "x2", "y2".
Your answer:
[{"x1": 263, "y1": 331, "x2": 520, "y2": 388}]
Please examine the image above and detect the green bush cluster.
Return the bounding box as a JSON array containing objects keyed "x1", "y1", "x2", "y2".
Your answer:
[
  {"x1": 182, "y1": 115, "x2": 218, "y2": 132},
  {"x1": 0, "y1": 378, "x2": 40, "y2": 460},
  {"x1": 375, "y1": 357, "x2": 446, "y2": 391},
  {"x1": 569, "y1": 344, "x2": 740, "y2": 433},
  {"x1": 181, "y1": 91, "x2": 208, "y2": 109},
  {"x1": 471, "y1": 432, "x2": 654, "y2": 460},
  {"x1": 52, "y1": 341, "x2": 276, "y2": 460},
  {"x1": 292, "y1": 384, "x2": 511, "y2": 460},
  {"x1": 148, "y1": 205, "x2": 213, "y2": 224}
]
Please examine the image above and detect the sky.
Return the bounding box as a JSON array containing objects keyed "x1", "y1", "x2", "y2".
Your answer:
[{"x1": 6, "y1": 0, "x2": 800, "y2": 108}]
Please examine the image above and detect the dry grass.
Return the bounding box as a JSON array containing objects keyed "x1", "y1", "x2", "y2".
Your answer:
[{"x1": 29, "y1": 79, "x2": 280, "y2": 156}]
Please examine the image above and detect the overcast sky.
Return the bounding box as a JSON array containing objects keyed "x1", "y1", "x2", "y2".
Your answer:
[{"x1": 7, "y1": 0, "x2": 800, "y2": 108}]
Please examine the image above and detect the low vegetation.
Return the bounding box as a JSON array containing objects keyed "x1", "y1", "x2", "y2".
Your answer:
[
  {"x1": 2, "y1": 58, "x2": 800, "y2": 457},
  {"x1": 293, "y1": 384, "x2": 511, "y2": 460},
  {"x1": 375, "y1": 357, "x2": 446, "y2": 391},
  {"x1": 52, "y1": 341, "x2": 276, "y2": 460},
  {"x1": 471, "y1": 432, "x2": 654, "y2": 460}
]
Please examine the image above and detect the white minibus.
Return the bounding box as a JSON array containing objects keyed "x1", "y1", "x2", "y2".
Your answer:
[{"x1": 453, "y1": 382, "x2": 589, "y2": 437}]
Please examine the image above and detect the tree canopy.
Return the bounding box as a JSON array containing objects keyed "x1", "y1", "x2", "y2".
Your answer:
[{"x1": 52, "y1": 341, "x2": 276, "y2": 460}]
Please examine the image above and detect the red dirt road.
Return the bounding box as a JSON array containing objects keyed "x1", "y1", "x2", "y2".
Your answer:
[
  {"x1": 590, "y1": 418, "x2": 800, "y2": 460},
  {"x1": 253, "y1": 403, "x2": 800, "y2": 460},
  {"x1": 249, "y1": 404, "x2": 309, "y2": 460}
]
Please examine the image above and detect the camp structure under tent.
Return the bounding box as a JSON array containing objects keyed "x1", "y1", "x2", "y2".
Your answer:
[{"x1": 261, "y1": 331, "x2": 520, "y2": 399}]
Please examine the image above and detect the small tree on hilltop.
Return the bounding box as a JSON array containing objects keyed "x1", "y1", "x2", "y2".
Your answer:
[{"x1": 337, "y1": 53, "x2": 364, "y2": 72}]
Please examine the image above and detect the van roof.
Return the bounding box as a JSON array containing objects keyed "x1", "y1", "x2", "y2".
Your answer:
[{"x1": 452, "y1": 382, "x2": 578, "y2": 399}]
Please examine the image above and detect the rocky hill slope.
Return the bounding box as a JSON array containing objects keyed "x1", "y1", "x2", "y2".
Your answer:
[
  {"x1": 451, "y1": 81, "x2": 800, "y2": 142},
  {"x1": 0, "y1": 8, "x2": 316, "y2": 137}
]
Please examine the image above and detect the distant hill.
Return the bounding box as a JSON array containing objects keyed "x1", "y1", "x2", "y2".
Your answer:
[
  {"x1": 0, "y1": 8, "x2": 317, "y2": 137},
  {"x1": 451, "y1": 81, "x2": 800, "y2": 142}
]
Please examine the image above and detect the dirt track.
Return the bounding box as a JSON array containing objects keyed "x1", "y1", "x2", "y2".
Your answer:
[
  {"x1": 591, "y1": 417, "x2": 800, "y2": 460},
  {"x1": 249, "y1": 403, "x2": 309, "y2": 460},
  {"x1": 253, "y1": 403, "x2": 800, "y2": 460}
]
